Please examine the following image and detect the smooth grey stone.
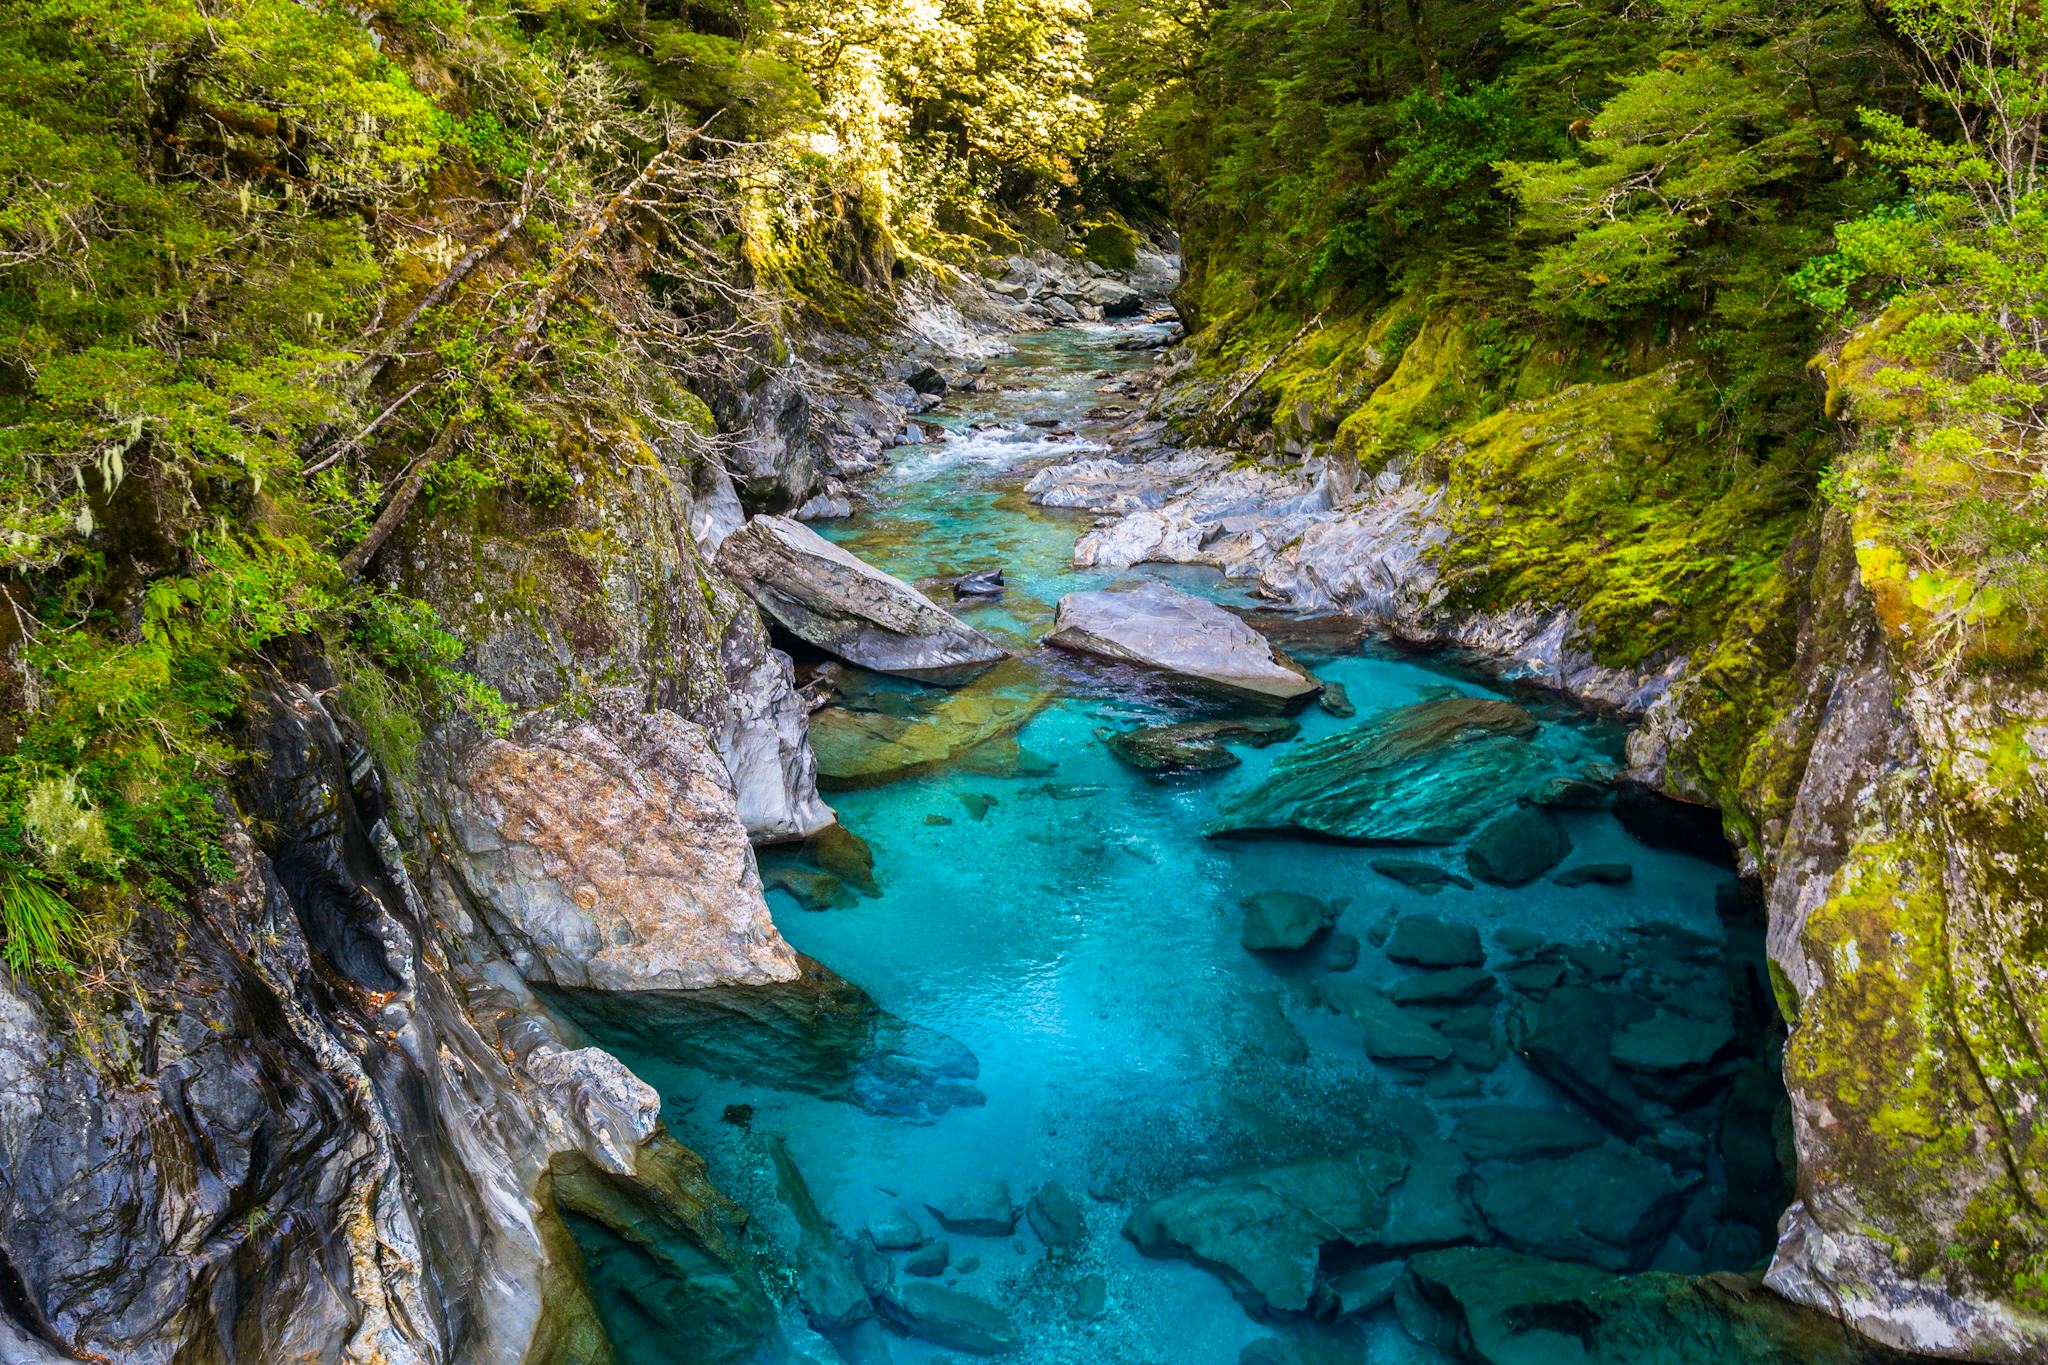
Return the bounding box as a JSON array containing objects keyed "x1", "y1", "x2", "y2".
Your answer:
[
  {"x1": 1026, "y1": 1181, "x2": 1085, "y2": 1249},
  {"x1": 904, "y1": 1240, "x2": 950, "y2": 1277},
  {"x1": 867, "y1": 1205, "x2": 926, "y2": 1251},
  {"x1": 1466, "y1": 807, "x2": 1572, "y2": 886},
  {"x1": 1449, "y1": 1105, "x2": 1609, "y2": 1164},
  {"x1": 927, "y1": 1181, "x2": 1016, "y2": 1237},
  {"x1": 1384, "y1": 915, "x2": 1485, "y2": 968},
  {"x1": 1045, "y1": 581, "x2": 1321, "y2": 704},
  {"x1": 1068, "y1": 1273, "x2": 1109, "y2": 1319}
]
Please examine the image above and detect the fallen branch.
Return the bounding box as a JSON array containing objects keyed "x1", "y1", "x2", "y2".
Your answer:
[{"x1": 1218, "y1": 311, "x2": 1324, "y2": 419}]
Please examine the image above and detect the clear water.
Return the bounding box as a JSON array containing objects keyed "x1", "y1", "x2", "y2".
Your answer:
[{"x1": 565, "y1": 321, "x2": 1788, "y2": 1364}]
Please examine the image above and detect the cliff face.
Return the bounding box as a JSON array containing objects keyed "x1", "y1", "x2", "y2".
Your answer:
[{"x1": 0, "y1": 682, "x2": 698, "y2": 1364}]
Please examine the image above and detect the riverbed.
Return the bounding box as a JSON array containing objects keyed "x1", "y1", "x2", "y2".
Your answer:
[{"x1": 565, "y1": 315, "x2": 1812, "y2": 1364}]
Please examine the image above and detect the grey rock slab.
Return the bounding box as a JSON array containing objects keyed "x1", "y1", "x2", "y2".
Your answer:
[
  {"x1": 1026, "y1": 1181, "x2": 1085, "y2": 1249},
  {"x1": 1207, "y1": 698, "x2": 1544, "y2": 842},
  {"x1": 1465, "y1": 807, "x2": 1573, "y2": 887},
  {"x1": 1450, "y1": 1105, "x2": 1610, "y2": 1164},
  {"x1": 1240, "y1": 891, "x2": 1341, "y2": 952},
  {"x1": 881, "y1": 1282, "x2": 1021, "y2": 1355},
  {"x1": 1044, "y1": 581, "x2": 1321, "y2": 704},
  {"x1": 1383, "y1": 915, "x2": 1485, "y2": 969},
  {"x1": 1475, "y1": 1146, "x2": 1687, "y2": 1272},
  {"x1": 927, "y1": 1181, "x2": 1016, "y2": 1237},
  {"x1": 717, "y1": 515, "x2": 1008, "y2": 683}
]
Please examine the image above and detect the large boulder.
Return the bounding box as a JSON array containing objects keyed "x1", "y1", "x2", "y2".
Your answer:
[
  {"x1": 1205, "y1": 698, "x2": 1545, "y2": 842},
  {"x1": 878, "y1": 1282, "x2": 1021, "y2": 1355},
  {"x1": 1473, "y1": 1146, "x2": 1688, "y2": 1272},
  {"x1": 1124, "y1": 1148, "x2": 1406, "y2": 1314},
  {"x1": 717, "y1": 515, "x2": 1008, "y2": 683},
  {"x1": 1395, "y1": 1248, "x2": 1904, "y2": 1365},
  {"x1": 443, "y1": 696, "x2": 799, "y2": 992},
  {"x1": 808, "y1": 667, "x2": 1051, "y2": 789},
  {"x1": 1104, "y1": 716, "x2": 1300, "y2": 774},
  {"x1": 1466, "y1": 807, "x2": 1573, "y2": 886},
  {"x1": 1044, "y1": 581, "x2": 1322, "y2": 705}
]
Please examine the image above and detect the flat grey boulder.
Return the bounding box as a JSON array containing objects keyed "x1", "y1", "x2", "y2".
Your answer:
[
  {"x1": 1044, "y1": 581, "x2": 1321, "y2": 704},
  {"x1": 880, "y1": 1282, "x2": 1021, "y2": 1355},
  {"x1": 926, "y1": 1181, "x2": 1016, "y2": 1237},
  {"x1": 717, "y1": 515, "x2": 1007, "y2": 683}
]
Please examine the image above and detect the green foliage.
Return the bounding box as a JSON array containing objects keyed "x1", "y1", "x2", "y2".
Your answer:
[
  {"x1": 1795, "y1": 0, "x2": 2048, "y2": 669},
  {"x1": 0, "y1": 867, "x2": 82, "y2": 975}
]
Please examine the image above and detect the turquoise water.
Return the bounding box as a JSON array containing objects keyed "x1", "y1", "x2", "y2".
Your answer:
[{"x1": 565, "y1": 322, "x2": 1799, "y2": 1364}]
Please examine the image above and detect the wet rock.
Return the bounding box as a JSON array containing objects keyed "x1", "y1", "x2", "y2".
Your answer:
[
  {"x1": 1492, "y1": 925, "x2": 1547, "y2": 956},
  {"x1": 1424, "y1": 1065, "x2": 1483, "y2": 1099},
  {"x1": 927, "y1": 1182, "x2": 1016, "y2": 1237},
  {"x1": 1611, "y1": 1009, "x2": 1736, "y2": 1074},
  {"x1": 1324, "y1": 931, "x2": 1362, "y2": 973},
  {"x1": 1123, "y1": 1147, "x2": 1407, "y2": 1313},
  {"x1": 1396, "y1": 1247, "x2": 1902, "y2": 1365},
  {"x1": 717, "y1": 515, "x2": 1008, "y2": 683},
  {"x1": 1450, "y1": 1105, "x2": 1609, "y2": 1164},
  {"x1": 1551, "y1": 862, "x2": 1633, "y2": 887},
  {"x1": 806, "y1": 822, "x2": 881, "y2": 895},
  {"x1": 810, "y1": 671, "x2": 1051, "y2": 790},
  {"x1": 1371, "y1": 858, "x2": 1473, "y2": 892},
  {"x1": 548, "y1": 954, "x2": 983, "y2": 1122},
  {"x1": 1241, "y1": 891, "x2": 1342, "y2": 952},
  {"x1": 1513, "y1": 986, "x2": 1658, "y2": 1137},
  {"x1": 445, "y1": 697, "x2": 799, "y2": 991},
  {"x1": 1465, "y1": 807, "x2": 1573, "y2": 887},
  {"x1": 1243, "y1": 992, "x2": 1312, "y2": 1062},
  {"x1": 1319, "y1": 1260, "x2": 1406, "y2": 1318},
  {"x1": 1392, "y1": 967, "x2": 1495, "y2": 1005},
  {"x1": 1206, "y1": 698, "x2": 1545, "y2": 842},
  {"x1": 1611, "y1": 780, "x2": 1729, "y2": 860},
  {"x1": 1384, "y1": 915, "x2": 1485, "y2": 968},
  {"x1": 1475, "y1": 1146, "x2": 1687, "y2": 1271},
  {"x1": 1385, "y1": 1135, "x2": 1485, "y2": 1246},
  {"x1": 1045, "y1": 581, "x2": 1322, "y2": 705},
  {"x1": 954, "y1": 568, "x2": 1006, "y2": 599},
  {"x1": 957, "y1": 791, "x2": 999, "y2": 820},
  {"x1": 1069, "y1": 1273, "x2": 1109, "y2": 1319},
  {"x1": 762, "y1": 863, "x2": 859, "y2": 912},
  {"x1": 904, "y1": 1241, "x2": 950, "y2": 1277},
  {"x1": 1103, "y1": 715, "x2": 1300, "y2": 774},
  {"x1": 768, "y1": 1138, "x2": 873, "y2": 1332},
  {"x1": 1317, "y1": 680, "x2": 1356, "y2": 717},
  {"x1": 905, "y1": 364, "x2": 948, "y2": 396},
  {"x1": 1531, "y1": 775, "x2": 1611, "y2": 809},
  {"x1": 868, "y1": 1206, "x2": 927, "y2": 1252},
  {"x1": 1321, "y1": 980, "x2": 1453, "y2": 1068},
  {"x1": 878, "y1": 1282, "x2": 1021, "y2": 1355},
  {"x1": 1026, "y1": 1182, "x2": 1086, "y2": 1249}
]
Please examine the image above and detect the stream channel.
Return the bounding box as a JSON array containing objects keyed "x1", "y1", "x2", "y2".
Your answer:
[{"x1": 556, "y1": 311, "x2": 1836, "y2": 1365}]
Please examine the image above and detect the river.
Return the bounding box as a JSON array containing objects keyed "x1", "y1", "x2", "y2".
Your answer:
[{"x1": 563, "y1": 313, "x2": 1816, "y2": 1364}]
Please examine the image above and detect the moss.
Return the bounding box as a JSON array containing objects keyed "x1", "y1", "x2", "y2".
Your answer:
[
  {"x1": 1080, "y1": 214, "x2": 1141, "y2": 271},
  {"x1": 1425, "y1": 364, "x2": 1800, "y2": 668}
]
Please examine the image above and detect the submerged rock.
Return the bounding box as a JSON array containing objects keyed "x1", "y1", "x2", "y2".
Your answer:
[
  {"x1": 1069, "y1": 1273, "x2": 1109, "y2": 1320},
  {"x1": 1384, "y1": 914, "x2": 1485, "y2": 968},
  {"x1": 1124, "y1": 1148, "x2": 1407, "y2": 1313},
  {"x1": 1241, "y1": 891, "x2": 1342, "y2": 951},
  {"x1": 1103, "y1": 715, "x2": 1301, "y2": 774},
  {"x1": 717, "y1": 515, "x2": 1008, "y2": 683},
  {"x1": 809, "y1": 669, "x2": 1051, "y2": 789},
  {"x1": 1395, "y1": 1247, "x2": 1905, "y2": 1365},
  {"x1": 1045, "y1": 580, "x2": 1322, "y2": 704},
  {"x1": 1552, "y1": 862, "x2": 1634, "y2": 887},
  {"x1": 1449, "y1": 1105, "x2": 1608, "y2": 1164},
  {"x1": 1475, "y1": 1145, "x2": 1688, "y2": 1271},
  {"x1": 927, "y1": 1181, "x2": 1016, "y2": 1237},
  {"x1": 1205, "y1": 698, "x2": 1545, "y2": 842},
  {"x1": 1371, "y1": 858, "x2": 1472, "y2": 892},
  {"x1": 1465, "y1": 807, "x2": 1573, "y2": 886},
  {"x1": 1320, "y1": 980, "x2": 1453, "y2": 1068},
  {"x1": 547, "y1": 954, "x2": 982, "y2": 1122},
  {"x1": 904, "y1": 1241, "x2": 950, "y2": 1277},
  {"x1": 878, "y1": 1282, "x2": 1021, "y2": 1355},
  {"x1": 867, "y1": 1205, "x2": 927, "y2": 1252},
  {"x1": 768, "y1": 1138, "x2": 873, "y2": 1332},
  {"x1": 1026, "y1": 1182, "x2": 1086, "y2": 1249}
]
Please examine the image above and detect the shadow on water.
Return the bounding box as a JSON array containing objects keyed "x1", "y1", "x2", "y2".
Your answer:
[{"x1": 559, "y1": 317, "x2": 1925, "y2": 1365}]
